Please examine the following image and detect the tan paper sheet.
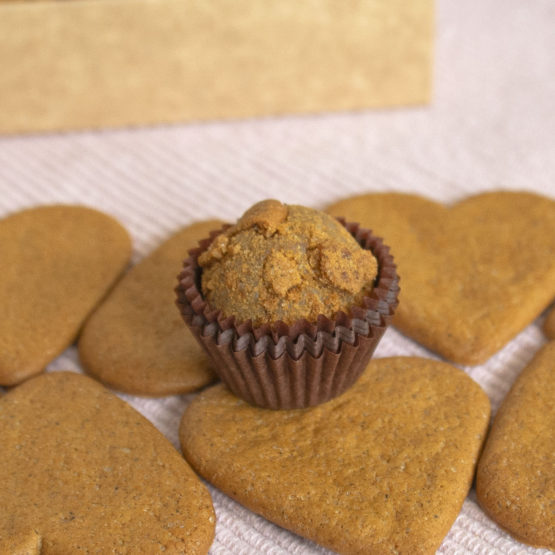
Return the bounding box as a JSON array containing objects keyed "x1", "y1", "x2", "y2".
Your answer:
[{"x1": 0, "y1": 0, "x2": 433, "y2": 133}]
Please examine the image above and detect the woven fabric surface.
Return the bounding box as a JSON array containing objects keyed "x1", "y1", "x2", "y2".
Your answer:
[{"x1": 0, "y1": 0, "x2": 554, "y2": 553}]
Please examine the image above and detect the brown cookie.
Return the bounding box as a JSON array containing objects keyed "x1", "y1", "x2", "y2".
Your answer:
[
  {"x1": 544, "y1": 306, "x2": 555, "y2": 339},
  {"x1": 0, "y1": 371, "x2": 215, "y2": 553},
  {"x1": 180, "y1": 356, "x2": 490, "y2": 554},
  {"x1": 79, "y1": 221, "x2": 221, "y2": 396},
  {"x1": 0, "y1": 205, "x2": 131, "y2": 386},
  {"x1": 326, "y1": 191, "x2": 555, "y2": 364},
  {"x1": 476, "y1": 341, "x2": 555, "y2": 549}
]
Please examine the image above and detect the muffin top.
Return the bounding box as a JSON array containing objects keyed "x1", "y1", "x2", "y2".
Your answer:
[{"x1": 198, "y1": 200, "x2": 378, "y2": 326}]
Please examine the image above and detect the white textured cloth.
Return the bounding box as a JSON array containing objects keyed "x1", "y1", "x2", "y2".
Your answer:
[{"x1": 1, "y1": 0, "x2": 554, "y2": 553}]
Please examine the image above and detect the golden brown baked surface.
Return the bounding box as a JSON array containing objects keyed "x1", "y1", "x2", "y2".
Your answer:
[
  {"x1": 181, "y1": 356, "x2": 490, "y2": 554},
  {"x1": 326, "y1": 191, "x2": 555, "y2": 365},
  {"x1": 199, "y1": 199, "x2": 377, "y2": 325},
  {"x1": 0, "y1": 205, "x2": 131, "y2": 386},
  {"x1": 79, "y1": 220, "x2": 220, "y2": 396},
  {"x1": 476, "y1": 341, "x2": 555, "y2": 549},
  {"x1": 0, "y1": 371, "x2": 215, "y2": 554},
  {"x1": 544, "y1": 306, "x2": 555, "y2": 339}
]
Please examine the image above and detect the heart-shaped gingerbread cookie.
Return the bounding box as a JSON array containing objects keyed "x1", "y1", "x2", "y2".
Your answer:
[
  {"x1": 326, "y1": 192, "x2": 555, "y2": 364},
  {"x1": 79, "y1": 220, "x2": 222, "y2": 396},
  {"x1": 476, "y1": 341, "x2": 555, "y2": 549},
  {"x1": 0, "y1": 371, "x2": 214, "y2": 553},
  {"x1": 0, "y1": 205, "x2": 132, "y2": 386},
  {"x1": 180, "y1": 357, "x2": 490, "y2": 554}
]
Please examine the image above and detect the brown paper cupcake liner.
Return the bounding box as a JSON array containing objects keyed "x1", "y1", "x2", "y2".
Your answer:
[{"x1": 176, "y1": 220, "x2": 399, "y2": 409}]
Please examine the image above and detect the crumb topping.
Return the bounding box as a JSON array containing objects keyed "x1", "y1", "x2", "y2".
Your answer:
[{"x1": 199, "y1": 199, "x2": 377, "y2": 325}]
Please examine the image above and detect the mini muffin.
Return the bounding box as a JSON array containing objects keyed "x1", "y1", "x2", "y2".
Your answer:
[{"x1": 176, "y1": 200, "x2": 399, "y2": 409}]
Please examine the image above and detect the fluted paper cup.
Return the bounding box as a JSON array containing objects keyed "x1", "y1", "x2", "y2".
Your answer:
[{"x1": 176, "y1": 220, "x2": 399, "y2": 409}]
